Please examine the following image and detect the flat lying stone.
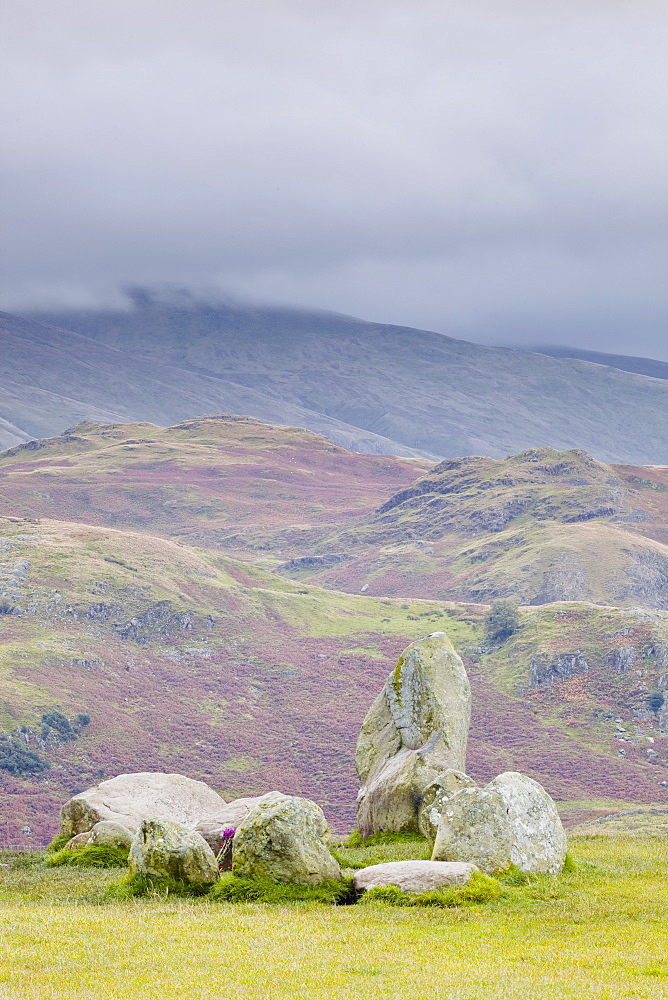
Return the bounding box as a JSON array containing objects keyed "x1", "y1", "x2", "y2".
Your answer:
[{"x1": 353, "y1": 860, "x2": 479, "y2": 894}]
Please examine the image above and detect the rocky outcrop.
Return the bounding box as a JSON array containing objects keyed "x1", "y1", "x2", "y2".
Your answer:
[
  {"x1": 607, "y1": 645, "x2": 638, "y2": 673},
  {"x1": 353, "y1": 860, "x2": 478, "y2": 895},
  {"x1": 530, "y1": 653, "x2": 589, "y2": 688},
  {"x1": 195, "y1": 793, "x2": 276, "y2": 852},
  {"x1": 129, "y1": 818, "x2": 219, "y2": 887},
  {"x1": 431, "y1": 772, "x2": 567, "y2": 875},
  {"x1": 355, "y1": 633, "x2": 471, "y2": 838},
  {"x1": 232, "y1": 791, "x2": 341, "y2": 885},
  {"x1": 59, "y1": 772, "x2": 227, "y2": 838}
]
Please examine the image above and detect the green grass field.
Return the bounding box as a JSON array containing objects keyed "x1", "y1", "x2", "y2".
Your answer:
[{"x1": 1, "y1": 835, "x2": 667, "y2": 999}]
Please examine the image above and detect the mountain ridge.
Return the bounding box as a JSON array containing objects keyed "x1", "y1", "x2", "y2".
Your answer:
[{"x1": 18, "y1": 300, "x2": 668, "y2": 464}]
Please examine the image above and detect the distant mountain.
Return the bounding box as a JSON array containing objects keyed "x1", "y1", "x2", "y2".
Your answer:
[
  {"x1": 0, "y1": 312, "x2": 427, "y2": 458},
  {"x1": 26, "y1": 299, "x2": 668, "y2": 464},
  {"x1": 517, "y1": 345, "x2": 668, "y2": 382}
]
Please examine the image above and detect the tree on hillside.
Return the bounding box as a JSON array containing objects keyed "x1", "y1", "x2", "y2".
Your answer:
[{"x1": 484, "y1": 599, "x2": 520, "y2": 643}]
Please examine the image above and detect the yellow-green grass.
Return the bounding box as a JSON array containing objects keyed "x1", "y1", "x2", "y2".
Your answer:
[{"x1": 1, "y1": 837, "x2": 668, "y2": 998}]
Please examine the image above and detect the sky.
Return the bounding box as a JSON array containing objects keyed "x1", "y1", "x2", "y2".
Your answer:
[{"x1": 1, "y1": 0, "x2": 667, "y2": 358}]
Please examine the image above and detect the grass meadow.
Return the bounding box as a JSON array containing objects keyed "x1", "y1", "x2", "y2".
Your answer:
[{"x1": 1, "y1": 835, "x2": 667, "y2": 999}]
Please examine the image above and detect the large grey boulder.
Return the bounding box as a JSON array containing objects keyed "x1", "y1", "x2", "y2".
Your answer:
[
  {"x1": 353, "y1": 860, "x2": 479, "y2": 895},
  {"x1": 431, "y1": 786, "x2": 513, "y2": 874},
  {"x1": 487, "y1": 771, "x2": 567, "y2": 874},
  {"x1": 431, "y1": 772, "x2": 567, "y2": 875},
  {"x1": 232, "y1": 791, "x2": 341, "y2": 885},
  {"x1": 59, "y1": 772, "x2": 227, "y2": 839},
  {"x1": 418, "y1": 769, "x2": 477, "y2": 844},
  {"x1": 128, "y1": 818, "x2": 219, "y2": 887},
  {"x1": 356, "y1": 633, "x2": 471, "y2": 837},
  {"x1": 195, "y1": 793, "x2": 276, "y2": 852}
]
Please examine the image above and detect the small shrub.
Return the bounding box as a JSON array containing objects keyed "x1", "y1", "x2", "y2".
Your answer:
[
  {"x1": 359, "y1": 872, "x2": 503, "y2": 908},
  {"x1": 46, "y1": 844, "x2": 129, "y2": 868},
  {"x1": 648, "y1": 691, "x2": 665, "y2": 712},
  {"x1": 45, "y1": 832, "x2": 72, "y2": 854},
  {"x1": 562, "y1": 852, "x2": 577, "y2": 873},
  {"x1": 484, "y1": 600, "x2": 520, "y2": 643},
  {"x1": 0, "y1": 734, "x2": 49, "y2": 776},
  {"x1": 209, "y1": 873, "x2": 356, "y2": 906}
]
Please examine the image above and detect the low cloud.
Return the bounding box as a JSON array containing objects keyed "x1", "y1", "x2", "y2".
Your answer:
[{"x1": 1, "y1": 1, "x2": 666, "y2": 357}]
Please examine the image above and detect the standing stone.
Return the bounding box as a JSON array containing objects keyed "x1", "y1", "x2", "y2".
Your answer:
[
  {"x1": 195, "y1": 793, "x2": 277, "y2": 852},
  {"x1": 232, "y1": 791, "x2": 341, "y2": 885},
  {"x1": 431, "y1": 786, "x2": 513, "y2": 874},
  {"x1": 418, "y1": 769, "x2": 477, "y2": 844},
  {"x1": 487, "y1": 772, "x2": 567, "y2": 874},
  {"x1": 128, "y1": 818, "x2": 219, "y2": 887},
  {"x1": 356, "y1": 633, "x2": 471, "y2": 838},
  {"x1": 431, "y1": 772, "x2": 568, "y2": 875}
]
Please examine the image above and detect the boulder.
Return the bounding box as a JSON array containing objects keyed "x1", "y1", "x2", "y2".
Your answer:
[
  {"x1": 487, "y1": 771, "x2": 567, "y2": 874},
  {"x1": 59, "y1": 772, "x2": 227, "y2": 839},
  {"x1": 353, "y1": 860, "x2": 479, "y2": 895},
  {"x1": 418, "y1": 769, "x2": 477, "y2": 844},
  {"x1": 355, "y1": 633, "x2": 471, "y2": 837},
  {"x1": 431, "y1": 773, "x2": 568, "y2": 875},
  {"x1": 431, "y1": 786, "x2": 513, "y2": 874},
  {"x1": 195, "y1": 793, "x2": 276, "y2": 852},
  {"x1": 88, "y1": 820, "x2": 133, "y2": 850},
  {"x1": 64, "y1": 832, "x2": 92, "y2": 851},
  {"x1": 232, "y1": 791, "x2": 341, "y2": 885},
  {"x1": 128, "y1": 818, "x2": 219, "y2": 887}
]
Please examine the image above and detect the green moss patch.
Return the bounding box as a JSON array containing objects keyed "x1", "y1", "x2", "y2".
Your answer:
[
  {"x1": 209, "y1": 873, "x2": 356, "y2": 905},
  {"x1": 46, "y1": 844, "x2": 129, "y2": 868}
]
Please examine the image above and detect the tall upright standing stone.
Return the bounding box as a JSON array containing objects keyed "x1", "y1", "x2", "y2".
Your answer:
[{"x1": 355, "y1": 632, "x2": 471, "y2": 838}]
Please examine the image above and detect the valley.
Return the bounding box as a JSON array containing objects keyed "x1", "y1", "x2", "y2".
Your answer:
[{"x1": 1, "y1": 416, "x2": 667, "y2": 844}]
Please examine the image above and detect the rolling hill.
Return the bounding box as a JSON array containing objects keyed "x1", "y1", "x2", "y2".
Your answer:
[
  {"x1": 16, "y1": 298, "x2": 668, "y2": 464},
  {"x1": 3, "y1": 420, "x2": 666, "y2": 610},
  {"x1": 1, "y1": 518, "x2": 668, "y2": 842}
]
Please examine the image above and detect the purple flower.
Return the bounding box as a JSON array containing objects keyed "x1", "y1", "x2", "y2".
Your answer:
[{"x1": 222, "y1": 827, "x2": 236, "y2": 839}]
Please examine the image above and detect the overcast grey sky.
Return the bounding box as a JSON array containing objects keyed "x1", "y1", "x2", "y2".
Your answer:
[{"x1": 1, "y1": 0, "x2": 667, "y2": 357}]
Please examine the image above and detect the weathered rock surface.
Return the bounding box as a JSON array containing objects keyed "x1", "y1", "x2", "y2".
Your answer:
[
  {"x1": 431, "y1": 772, "x2": 567, "y2": 874},
  {"x1": 64, "y1": 831, "x2": 92, "y2": 851},
  {"x1": 60, "y1": 772, "x2": 227, "y2": 838},
  {"x1": 195, "y1": 793, "x2": 275, "y2": 852},
  {"x1": 431, "y1": 786, "x2": 513, "y2": 874},
  {"x1": 87, "y1": 820, "x2": 133, "y2": 849},
  {"x1": 355, "y1": 633, "x2": 471, "y2": 837},
  {"x1": 418, "y1": 769, "x2": 477, "y2": 844},
  {"x1": 232, "y1": 791, "x2": 341, "y2": 885},
  {"x1": 487, "y1": 771, "x2": 567, "y2": 874},
  {"x1": 353, "y1": 860, "x2": 479, "y2": 894},
  {"x1": 128, "y1": 818, "x2": 219, "y2": 886}
]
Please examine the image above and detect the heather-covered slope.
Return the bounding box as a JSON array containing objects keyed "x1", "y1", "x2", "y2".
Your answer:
[
  {"x1": 1, "y1": 516, "x2": 667, "y2": 844},
  {"x1": 29, "y1": 300, "x2": 668, "y2": 464},
  {"x1": 294, "y1": 448, "x2": 668, "y2": 609},
  {"x1": 0, "y1": 416, "x2": 430, "y2": 553}
]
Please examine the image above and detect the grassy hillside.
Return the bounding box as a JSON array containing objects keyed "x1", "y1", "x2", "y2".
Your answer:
[
  {"x1": 0, "y1": 416, "x2": 429, "y2": 555},
  {"x1": 289, "y1": 447, "x2": 668, "y2": 608},
  {"x1": 523, "y1": 344, "x2": 668, "y2": 381},
  {"x1": 1, "y1": 515, "x2": 667, "y2": 845},
  {"x1": 28, "y1": 299, "x2": 668, "y2": 464}
]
